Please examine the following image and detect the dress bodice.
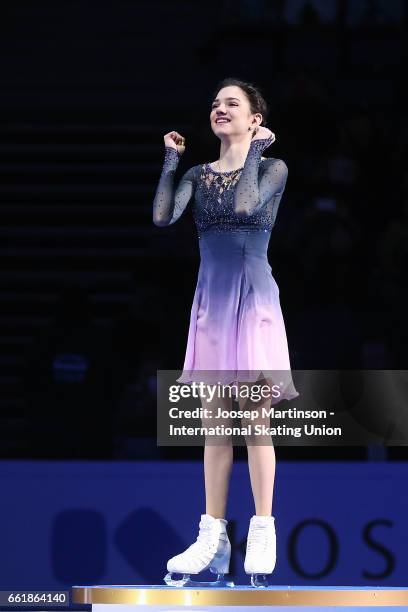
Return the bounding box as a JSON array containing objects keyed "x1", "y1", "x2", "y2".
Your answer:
[
  {"x1": 192, "y1": 160, "x2": 283, "y2": 235},
  {"x1": 152, "y1": 135, "x2": 288, "y2": 237}
]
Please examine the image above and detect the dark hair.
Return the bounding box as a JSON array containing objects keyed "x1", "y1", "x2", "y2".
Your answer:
[{"x1": 211, "y1": 77, "x2": 269, "y2": 127}]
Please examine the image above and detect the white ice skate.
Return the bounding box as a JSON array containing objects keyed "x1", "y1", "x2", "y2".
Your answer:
[
  {"x1": 244, "y1": 515, "x2": 277, "y2": 588},
  {"x1": 164, "y1": 513, "x2": 234, "y2": 587}
]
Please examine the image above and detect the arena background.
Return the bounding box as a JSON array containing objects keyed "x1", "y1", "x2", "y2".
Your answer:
[{"x1": 0, "y1": 0, "x2": 407, "y2": 596}]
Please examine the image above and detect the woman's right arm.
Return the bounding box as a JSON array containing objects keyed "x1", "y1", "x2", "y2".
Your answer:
[{"x1": 152, "y1": 146, "x2": 196, "y2": 227}]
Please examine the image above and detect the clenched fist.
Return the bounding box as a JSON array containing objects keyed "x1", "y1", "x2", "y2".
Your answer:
[
  {"x1": 164, "y1": 131, "x2": 186, "y2": 156},
  {"x1": 251, "y1": 126, "x2": 276, "y2": 144}
]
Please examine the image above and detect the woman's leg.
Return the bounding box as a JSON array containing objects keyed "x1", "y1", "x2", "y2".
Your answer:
[
  {"x1": 201, "y1": 388, "x2": 234, "y2": 519},
  {"x1": 238, "y1": 380, "x2": 275, "y2": 516}
]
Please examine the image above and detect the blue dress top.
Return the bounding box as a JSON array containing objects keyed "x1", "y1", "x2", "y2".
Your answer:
[{"x1": 152, "y1": 135, "x2": 288, "y2": 236}]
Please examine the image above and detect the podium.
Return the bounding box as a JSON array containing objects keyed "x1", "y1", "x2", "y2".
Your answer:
[{"x1": 72, "y1": 584, "x2": 408, "y2": 610}]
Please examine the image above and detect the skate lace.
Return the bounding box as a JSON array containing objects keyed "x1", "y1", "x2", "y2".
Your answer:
[
  {"x1": 247, "y1": 525, "x2": 269, "y2": 553},
  {"x1": 195, "y1": 522, "x2": 219, "y2": 554}
]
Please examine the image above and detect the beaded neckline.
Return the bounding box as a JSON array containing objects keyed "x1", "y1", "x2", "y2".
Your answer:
[
  {"x1": 205, "y1": 156, "x2": 268, "y2": 175},
  {"x1": 206, "y1": 163, "x2": 243, "y2": 175}
]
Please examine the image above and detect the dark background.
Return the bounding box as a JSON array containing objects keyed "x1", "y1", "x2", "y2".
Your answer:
[{"x1": 1, "y1": 0, "x2": 406, "y2": 461}]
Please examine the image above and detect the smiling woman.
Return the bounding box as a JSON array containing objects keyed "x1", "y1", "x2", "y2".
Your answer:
[
  {"x1": 153, "y1": 76, "x2": 298, "y2": 589},
  {"x1": 208, "y1": 86, "x2": 270, "y2": 173}
]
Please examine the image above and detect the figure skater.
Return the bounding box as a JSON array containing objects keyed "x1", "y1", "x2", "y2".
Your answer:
[{"x1": 153, "y1": 77, "x2": 299, "y2": 588}]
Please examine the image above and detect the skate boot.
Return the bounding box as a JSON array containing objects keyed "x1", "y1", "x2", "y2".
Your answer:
[
  {"x1": 244, "y1": 515, "x2": 276, "y2": 588},
  {"x1": 164, "y1": 513, "x2": 234, "y2": 587}
]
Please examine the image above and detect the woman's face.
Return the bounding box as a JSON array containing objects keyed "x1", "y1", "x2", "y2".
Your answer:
[{"x1": 210, "y1": 85, "x2": 261, "y2": 140}]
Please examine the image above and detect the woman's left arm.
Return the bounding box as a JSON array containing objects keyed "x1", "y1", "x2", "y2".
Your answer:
[{"x1": 233, "y1": 136, "x2": 288, "y2": 218}]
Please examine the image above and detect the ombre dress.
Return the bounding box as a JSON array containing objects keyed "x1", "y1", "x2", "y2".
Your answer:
[{"x1": 153, "y1": 135, "x2": 298, "y2": 403}]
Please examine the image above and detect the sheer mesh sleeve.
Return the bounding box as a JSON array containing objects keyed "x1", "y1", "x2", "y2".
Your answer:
[
  {"x1": 233, "y1": 136, "x2": 288, "y2": 218},
  {"x1": 153, "y1": 146, "x2": 196, "y2": 227}
]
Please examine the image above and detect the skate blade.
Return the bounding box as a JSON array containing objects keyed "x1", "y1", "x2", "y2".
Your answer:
[
  {"x1": 250, "y1": 573, "x2": 269, "y2": 588},
  {"x1": 164, "y1": 572, "x2": 235, "y2": 588}
]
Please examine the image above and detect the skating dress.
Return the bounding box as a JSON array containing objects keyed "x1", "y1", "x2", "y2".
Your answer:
[{"x1": 153, "y1": 135, "x2": 299, "y2": 403}]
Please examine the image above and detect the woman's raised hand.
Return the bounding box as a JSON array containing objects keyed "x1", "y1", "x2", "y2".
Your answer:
[
  {"x1": 164, "y1": 131, "x2": 186, "y2": 156},
  {"x1": 251, "y1": 126, "x2": 276, "y2": 144}
]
